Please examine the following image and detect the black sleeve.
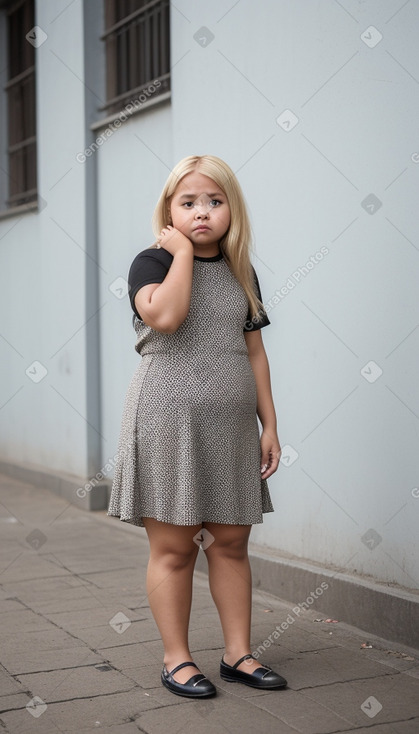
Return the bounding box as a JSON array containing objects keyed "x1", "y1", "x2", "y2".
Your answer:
[
  {"x1": 243, "y1": 267, "x2": 271, "y2": 332},
  {"x1": 128, "y1": 248, "x2": 173, "y2": 321}
]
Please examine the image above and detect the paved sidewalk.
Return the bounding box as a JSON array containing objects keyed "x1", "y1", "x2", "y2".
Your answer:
[{"x1": 0, "y1": 473, "x2": 418, "y2": 734}]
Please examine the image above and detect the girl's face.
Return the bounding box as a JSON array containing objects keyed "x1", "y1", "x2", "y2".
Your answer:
[{"x1": 170, "y1": 171, "x2": 231, "y2": 251}]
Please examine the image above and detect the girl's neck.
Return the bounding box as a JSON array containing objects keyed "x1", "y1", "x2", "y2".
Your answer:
[{"x1": 193, "y1": 244, "x2": 220, "y2": 258}]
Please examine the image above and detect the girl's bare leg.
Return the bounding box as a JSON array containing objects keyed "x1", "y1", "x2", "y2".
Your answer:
[
  {"x1": 142, "y1": 517, "x2": 202, "y2": 683},
  {"x1": 203, "y1": 522, "x2": 264, "y2": 674}
]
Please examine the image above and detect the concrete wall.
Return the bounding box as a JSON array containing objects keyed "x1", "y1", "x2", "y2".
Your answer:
[
  {"x1": 0, "y1": 0, "x2": 99, "y2": 477},
  {"x1": 97, "y1": 100, "x2": 173, "y2": 467}
]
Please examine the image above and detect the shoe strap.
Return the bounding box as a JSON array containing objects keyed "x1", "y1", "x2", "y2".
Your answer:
[
  {"x1": 167, "y1": 661, "x2": 198, "y2": 677},
  {"x1": 232, "y1": 653, "x2": 255, "y2": 669}
]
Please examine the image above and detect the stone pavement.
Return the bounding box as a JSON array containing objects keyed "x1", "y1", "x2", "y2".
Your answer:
[{"x1": 0, "y1": 473, "x2": 418, "y2": 734}]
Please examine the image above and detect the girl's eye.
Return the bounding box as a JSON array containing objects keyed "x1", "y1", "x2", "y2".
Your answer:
[{"x1": 182, "y1": 199, "x2": 222, "y2": 209}]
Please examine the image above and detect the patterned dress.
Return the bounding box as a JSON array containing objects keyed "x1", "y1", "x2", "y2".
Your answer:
[{"x1": 107, "y1": 249, "x2": 274, "y2": 527}]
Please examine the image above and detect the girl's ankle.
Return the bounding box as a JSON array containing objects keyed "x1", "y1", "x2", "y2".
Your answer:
[
  {"x1": 163, "y1": 655, "x2": 195, "y2": 671},
  {"x1": 223, "y1": 650, "x2": 252, "y2": 666}
]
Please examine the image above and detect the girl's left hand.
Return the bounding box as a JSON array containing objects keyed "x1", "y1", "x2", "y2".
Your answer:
[{"x1": 260, "y1": 430, "x2": 282, "y2": 479}]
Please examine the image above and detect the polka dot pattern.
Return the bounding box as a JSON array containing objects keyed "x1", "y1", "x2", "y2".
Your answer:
[{"x1": 107, "y1": 256, "x2": 274, "y2": 527}]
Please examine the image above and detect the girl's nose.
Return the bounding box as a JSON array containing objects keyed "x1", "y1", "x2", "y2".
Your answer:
[
  {"x1": 193, "y1": 193, "x2": 212, "y2": 216},
  {"x1": 194, "y1": 206, "x2": 209, "y2": 217}
]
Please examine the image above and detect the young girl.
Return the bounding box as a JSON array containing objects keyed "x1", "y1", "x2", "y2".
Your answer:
[{"x1": 108, "y1": 155, "x2": 286, "y2": 698}]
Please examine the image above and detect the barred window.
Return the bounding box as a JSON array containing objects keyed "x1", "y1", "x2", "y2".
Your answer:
[
  {"x1": 101, "y1": 0, "x2": 170, "y2": 116},
  {"x1": 3, "y1": 0, "x2": 37, "y2": 209}
]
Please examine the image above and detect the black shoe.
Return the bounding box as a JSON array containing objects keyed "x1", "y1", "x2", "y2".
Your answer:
[
  {"x1": 161, "y1": 661, "x2": 217, "y2": 698},
  {"x1": 220, "y1": 653, "x2": 287, "y2": 690}
]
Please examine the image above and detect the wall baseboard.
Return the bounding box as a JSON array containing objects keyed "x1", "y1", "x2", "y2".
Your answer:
[
  {"x1": 195, "y1": 545, "x2": 419, "y2": 650},
  {"x1": 0, "y1": 459, "x2": 110, "y2": 512}
]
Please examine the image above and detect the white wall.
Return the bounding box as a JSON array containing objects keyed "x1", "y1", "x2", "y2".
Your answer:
[
  {"x1": 0, "y1": 0, "x2": 92, "y2": 476},
  {"x1": 97, "y1": 101, "x2": 173, "y2": 466}
]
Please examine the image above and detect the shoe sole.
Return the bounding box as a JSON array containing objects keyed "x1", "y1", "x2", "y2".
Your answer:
[
  {"x1": 220, "y1": 672, "x2": 287, "y2": 689},
  {"x1": 161, "y1": 679, "x2": 217, "y2": 698}
]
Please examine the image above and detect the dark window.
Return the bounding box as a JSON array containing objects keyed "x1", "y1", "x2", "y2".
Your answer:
[
  {"x1": 101, "y1": 0, "x2": 170, "y2": 116},
  {"x1": 4, "y1": 0, "x2": 37, "y2": 208}
]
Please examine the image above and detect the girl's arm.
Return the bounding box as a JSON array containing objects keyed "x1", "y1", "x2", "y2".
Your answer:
[
  {"x1": 135, "y1": 230, "x2": 194, "y2": 334},
  {"x1": 244, "y1": 330, "x2": 282, "y2": 479}
]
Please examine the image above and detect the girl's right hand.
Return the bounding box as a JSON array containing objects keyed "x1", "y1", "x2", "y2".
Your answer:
[{"x1": 156, "y1": 226, "x2": 193, "y2": 257}]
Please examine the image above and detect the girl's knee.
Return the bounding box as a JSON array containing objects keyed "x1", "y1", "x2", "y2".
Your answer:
[
  {"x1": 153, "y1": 547, "x2": 198, "y2": 571},
  {"x1": 147, "y1": 526, "x2": 201, "y2": 569},
  {"x1": 203, "y1": 529, "x2": 250, "y2": 560},
  {"x1": 143, "y1": 519, "x2": 202, "y2": 566},
  {"x1": 204, "y1": 522, "x2": 250, "y2": 540}
]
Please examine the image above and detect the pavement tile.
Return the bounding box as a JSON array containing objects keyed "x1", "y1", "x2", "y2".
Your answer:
[
  {"x1": 105, "y1": 616, "x2": 161, "y2": 643},
  {"x1": 249, "y1": 687, "x2": 354, "y2": 733},
  {"x1": 303, "y1": 674, "x2": 419, "y2": 726},
  {"x1": 0, "y1": 713, "x2": 63, "y2": 733},
  {"x1": 119, "y1": 663, "x2": 164, "y2": 689},
  {"x1": 305, "y1": 623, "x2": 407, "y2": 657},
  {"x1": 338, "y1": 721, "x2": 419, "y2": 734},
  {"x1": 78, "y1": 568, "x2": 146, "y2": 591},
  {"x1": 274, "y1": 646, "x2": 396, "y2": 690},
  {"x1": 359, "y1": 647, "x2": 418, "y2": 674},
  {"x1": 16, "y1": 665, "x2": 136, "y2": 703},
  {"x1": 187, "y1": 609, "x2": 220, "y2": 630},
  {"x1": 0, "y1": 574, "x2": 87, "y2": 600},
  {"x1": 75, "y1": 726, "x2": 144, "y2": 734},
  {"x1": 98, "y1": 641, "x2": 163, "y2": 670},
  {"x1": 189, "y1": 623, "x2": 225, "y2": 651},
  {"x1": 0, "y1": 692, "x2": 38, "y2": 714},
  {"x1": 0, "y1": 553, "x2": 76, "y2": 584},
  {"x1": 404, "y1": 666, "x2": 419, "y2": 679},
  {"x1": 0, "y1": 669, "x2": 26, "y2": 696},
  {"x1": 29, "y1": 589, "x2": 152, "y2": 616},
  {"x1": 30, "y1": 591, "x2": 117, "y2": 615},
  {"x1": 41, "y1": 605, "x2": 148, "y2": 632},
  {"x1": 0, "y1": 689, "x2": 165, "y2": 732},
  {"x1": 68, "y1": 617, "x2": 160, "y2": 649},
  {"x1": 249, "y1": 622, "x2": 339, "y2": 654},
  {"x1": 0, "y1": 608, "x2": 54, "y2": 634},
  {"x1": 1, "y1": 647, "x2": 105, "y2": 676},
  {"x1": 1, "y1": 628, "x2": 86, "y2": 659},
  {"x1": 0, "y1": 597, "x2": 24, "y2": 613},
  {"x1": 105, "y1": 596, "x2": 154, "y2": 611},
  {"x1": 128, "y1": 637, "x2": 168, "y2": 663},
  {"x1": 133, "y1": 692, "x2": 296, "y2": 733},
  {"x1": 35, "y1": 550, "x2": 144, "y2": 576}
]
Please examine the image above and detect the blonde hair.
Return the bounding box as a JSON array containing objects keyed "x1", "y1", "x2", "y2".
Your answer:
[{"x1": 150, "y1": 154, "x2": 266, "y2": 323}]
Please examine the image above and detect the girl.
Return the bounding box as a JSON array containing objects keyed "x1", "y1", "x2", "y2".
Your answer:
[{"x1": 108, "y1": 155, "x2": 286, "y2": 698}]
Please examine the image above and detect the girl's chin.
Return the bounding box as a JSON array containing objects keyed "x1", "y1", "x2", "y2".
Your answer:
[{"x1": 191, "y1": 234, "x2": 216, "y2": 244}]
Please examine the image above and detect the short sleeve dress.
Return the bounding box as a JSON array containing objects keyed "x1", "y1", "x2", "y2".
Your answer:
[{"x1": 107, "y1": 246, "x2": 275, "y2": 527}]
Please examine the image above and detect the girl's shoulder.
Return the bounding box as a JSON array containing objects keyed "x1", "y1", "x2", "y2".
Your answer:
[{"x1": 130, "y1": 245, "x2": 173, "y2": 270}]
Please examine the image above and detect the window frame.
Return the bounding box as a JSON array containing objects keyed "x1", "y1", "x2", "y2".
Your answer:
[
  {"x1": 100, "y1": 0, "x2": 170, "y2": 117},
  {"x1": 0, "y1": 0, "x2": 38, "y2": 216}
]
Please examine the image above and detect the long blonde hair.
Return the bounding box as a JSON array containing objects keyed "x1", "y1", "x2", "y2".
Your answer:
[{"x1": 150, "y1": 155, "x2": 265, "y2": 322}]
